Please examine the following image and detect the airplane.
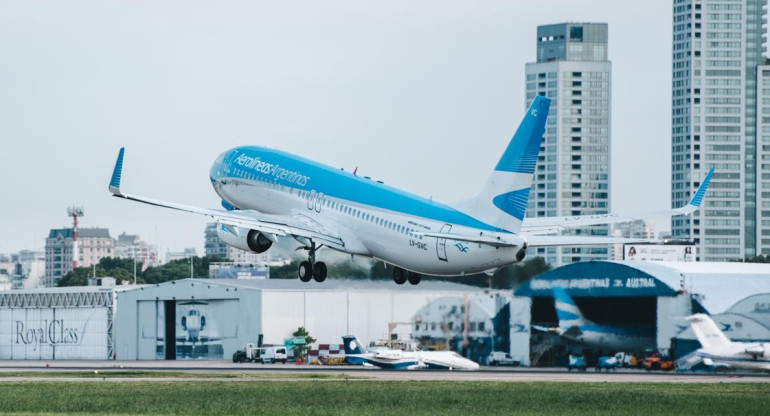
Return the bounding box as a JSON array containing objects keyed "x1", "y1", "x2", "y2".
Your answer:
[
  {"x1": 341, "y1": 335, "x2": 479, "y2": 370},
  {"x1": 535, "y1": 286, "x2": 656, "y2": 351},
  {"x1": 108, "y1": 95, "x2": 713, "y2": 285},
  {"x1": 686, "y1": 313, "x2": 770, "y2": 372}
]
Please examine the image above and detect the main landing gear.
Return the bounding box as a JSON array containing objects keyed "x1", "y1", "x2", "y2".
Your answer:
[
  {"x1": 298, "y1": 242, "x2": 327, "y2": 283},
  {"x1": 393, "y1": 267, "x2": 421, "y2": 285}
]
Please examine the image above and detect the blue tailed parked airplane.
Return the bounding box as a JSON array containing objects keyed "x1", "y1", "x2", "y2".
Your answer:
[
  {"x1": 341, "y1": 335, "x2": 479, "y2": 370},
  {"x1": 540, "y1": 286, "x2": 657, "y2": 351},
  {"x1": 108, "y1": 96, "x2": 712, "y2": 284}
]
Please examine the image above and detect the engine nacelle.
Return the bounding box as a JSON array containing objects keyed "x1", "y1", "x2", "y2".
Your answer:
[{"x1": 216, "y1": 226, "x2": 273, "y2": 254}]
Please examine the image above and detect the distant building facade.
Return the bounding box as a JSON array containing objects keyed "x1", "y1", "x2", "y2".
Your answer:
[
  {"x1": 671, "y1": 0, "x2": 768, "y2": 260},
  {"x1": 44, "y1": 228, "x2": 113, "y2": 287},
  {"x1": 525, "y1": 23, "x2": 612, "y2": 266},
  {"x1": 114, "y1": 233, "x2": 158, "y2": 271}
]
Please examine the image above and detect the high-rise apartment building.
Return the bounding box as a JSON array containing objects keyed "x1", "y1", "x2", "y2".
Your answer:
[
  {"x1": 525, "y1": 23, "x2": 612, "y2": 266},
  {"x1": 44, "y1": 228, "x2": 113, "y2": 287},
  {"x1": 671, "y1": 0, "x2": 767, "y2": 261}
]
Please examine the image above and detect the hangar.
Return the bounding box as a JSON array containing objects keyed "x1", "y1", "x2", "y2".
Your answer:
[
  {"x1": 113, "y1": 278, "x2": 488, "y2": 360},
  {"x1": 0, "y1": 286, "x2": 118, "y2": 360},
  {"x1": 514, "y1": 261, "x2": 770, "y2": 363}
]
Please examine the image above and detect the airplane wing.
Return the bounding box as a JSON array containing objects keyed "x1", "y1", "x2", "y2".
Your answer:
[
  {"x1": 525, "y1": 235, "x2": 661, "y2": 248},
  {"x1": 521, "y1": 169, "x2": 713, "y2": 235},
  {"x1": 108, "y1": 148, "x2": 345, "y2": 249}
]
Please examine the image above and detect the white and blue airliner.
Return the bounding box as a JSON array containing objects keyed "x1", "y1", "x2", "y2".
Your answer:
[
  {"x1": 108, "y1": 96, "x2": 712, "y2": 285},
  {"x1": 545, "y1": 286, "x2": 656, "y2": 352}
]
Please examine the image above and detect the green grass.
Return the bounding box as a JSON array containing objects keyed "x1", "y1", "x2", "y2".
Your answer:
[
  {"x1": 0, "y1": 381, "x2": 767, "y2": 415},
  {"x1": 0, "y1": 379, "x2": 770, "y2": 416},
  {"x1": 0, "y1": 371, "x2": 355, "y2": 379}
]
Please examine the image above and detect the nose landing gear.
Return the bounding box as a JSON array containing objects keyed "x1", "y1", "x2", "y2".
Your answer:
[{"x1": 297, "y1": 242, "x2": 327, "y2": 283}]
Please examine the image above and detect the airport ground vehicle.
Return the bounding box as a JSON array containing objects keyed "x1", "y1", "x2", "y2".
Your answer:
[
  {"x1": 613, "y1": 352, "x2": 639, "y2": 368},
  {"x1": 567, "y1": 355, "x2": 587, "y2": 371},
  {"x1": 233, "y1": 344, "x2": 288, "y2": 363},
  {"x1": 487, "y1": 351, "x2": 520, "y2": 366},
  {"x1": 595, "y1": 356, "x2": 619, "y2": 371},
  {"x1": 643, "y1": 355, "x2": 674, "y2": 371}
]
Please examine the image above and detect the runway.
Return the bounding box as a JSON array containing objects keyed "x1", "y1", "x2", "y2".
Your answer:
[{"x1": 0, "y1": 360, "x2": 767, "y2": 383}]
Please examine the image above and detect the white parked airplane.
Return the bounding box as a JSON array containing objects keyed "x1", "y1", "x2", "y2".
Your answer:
[
  {"x1": 687, "y1": 314, "x2": 770, "y2": 372},
  {"x1": 341, "y1": 335, "x2": 479, "y2": 370},
  {"x1": 108, "y1": 96, "x2": 712, "y2": 284},
  {"x1": 538, "y1": 286, "x2": 656, "y2": 352}
]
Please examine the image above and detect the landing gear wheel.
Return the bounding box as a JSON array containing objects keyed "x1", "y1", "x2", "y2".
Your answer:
[
  {"x1": 407, "y1": 272, "x2": 421, "y2": 285},
  {"x1": 393, "y1": 267, "x2": 407, "y2": 285},
  {"x1": 313, "y1": 262, "x2": 327, "y2": 282},
  {"x1": 298, "y1": 261, "x2": 313, "y2": 282}
]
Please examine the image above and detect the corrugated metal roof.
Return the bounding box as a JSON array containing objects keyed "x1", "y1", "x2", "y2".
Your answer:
[
  {"x1": 517, "y1": 260, "x2": 770, "y2": 315},
  {"x1": 610, "y1": 261, "x2": 770, "y2": 314}
]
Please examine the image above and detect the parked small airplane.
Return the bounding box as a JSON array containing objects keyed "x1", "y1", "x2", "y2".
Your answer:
[
  {"x1": 687, "y1": 313, "x2": 770, "y2": 372},
  {"x1": 535, "y1": 286, "x2": 656, "y2": 352},
  {"x1": 341, "y1": 335, "x2": 479, "y2": 370},
  {"x1": 109, "y1": 95, "x2": 712, "y2": 284}
]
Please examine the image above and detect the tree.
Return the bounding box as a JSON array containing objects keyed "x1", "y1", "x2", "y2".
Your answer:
[
  {"x1": 141, "y1": 255, "x2": 226, "y2": 284},
  {"x1": 291, "y1": 326, "x2": 316, "y2": 359}
]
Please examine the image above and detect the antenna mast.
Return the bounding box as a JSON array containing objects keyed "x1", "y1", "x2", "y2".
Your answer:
[{"x1": 67, "y1": 206, "x2": 84, "y2": 269}]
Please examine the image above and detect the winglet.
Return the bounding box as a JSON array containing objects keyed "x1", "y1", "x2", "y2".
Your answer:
[
  {"x1": 109, "y1": 148, "x2": 125, "y2": 195},
  {"x1": 688, "y1": 168, "x2": 713, "y2": 208},
  {"x1": 675, "y1": 168, "x2": 713, "y2": 215}
]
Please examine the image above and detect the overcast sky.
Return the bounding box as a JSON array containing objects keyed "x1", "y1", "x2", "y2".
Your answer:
[{"x1": 0, "y1": 0, "x2": 672, "y2": 256}]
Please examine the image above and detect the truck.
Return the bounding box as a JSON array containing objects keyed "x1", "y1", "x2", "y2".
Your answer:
[
  {"x1": 567, "y1": 355, "x2": 587, "y2": 371},
  {"x1": 232, "y1": 344, "x2": 288, "y2": 364},
  {"x1": 486, "y1": 351, "x2": 520, "y2": 367},
  {"x1": 595, "y1": 356, "x2": 619, "y2": 371}
]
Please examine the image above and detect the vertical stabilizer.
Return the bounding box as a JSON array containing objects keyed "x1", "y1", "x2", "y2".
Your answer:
[
  {"x1": 687, "y1": 314, "x2": 732, "y2": 350},
  {"x1": 553, "y1": 286, "x2": 588, "y2": 328},
  {"x1": 342, "y1": 335, "x2": 367, "y2": 365},
  {"x1": 459, "y1": 96, "x2": 550, "y2": 233}
]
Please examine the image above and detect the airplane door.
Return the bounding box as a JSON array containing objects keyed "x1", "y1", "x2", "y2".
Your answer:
[{"x1": 436, "y1": 224, "x2": 452, "y2": 262}]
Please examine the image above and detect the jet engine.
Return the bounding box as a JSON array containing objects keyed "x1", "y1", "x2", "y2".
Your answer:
[
  {"x1": 745, "y1": 344, "x2": 766, "y2": 358},
  {"x1": 216, "y1": 225, "x2": 274, "y2": 254}
]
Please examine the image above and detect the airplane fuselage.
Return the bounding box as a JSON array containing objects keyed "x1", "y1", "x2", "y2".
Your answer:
[
  {"x1": 695, "y1": 343, "x2": 770, "y2": 372},
  {"x1": 563, "y1": 325, "x2": 657, "y2": 352},
  {"x1": 209, "y1": 146, "x2": 525, "y2": 276}
]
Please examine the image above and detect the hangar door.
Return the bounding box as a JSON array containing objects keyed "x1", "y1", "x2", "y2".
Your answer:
[{"x1": 136, "y1": 299, "x2": 239, "y2": 360}]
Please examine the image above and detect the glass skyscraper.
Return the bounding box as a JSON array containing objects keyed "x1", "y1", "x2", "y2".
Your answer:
[{"x1": 525, "y1": 23, "x2": 612, "y2": 266}]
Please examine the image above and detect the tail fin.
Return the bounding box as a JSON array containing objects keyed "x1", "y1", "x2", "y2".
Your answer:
[
  {"x1": 687, "y1": 314, "x2": 732, "y2": 350},
  {"x1": 342, "y1": 335, "x2": 367, "y2": 364},
  {"x1": 342, "y1": 335, "x2": 365, "y2": 355},
  {"x1": 459, "y1": 96, "x2": 550, "y2": 233},
  {"x1": 553, "y1": 286, "x2": 588, "y2": 328}
]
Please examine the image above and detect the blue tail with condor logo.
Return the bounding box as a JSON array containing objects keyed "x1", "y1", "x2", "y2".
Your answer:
[
  {"x1": 457, "y1": 96, "x2": 550, "y2": 234},
  {"x1": 342, "y1": 335, "x2": 367, "y2": 364},
  {"x1": 553, "y1": 286, "x2": 588, "y2": 328}
]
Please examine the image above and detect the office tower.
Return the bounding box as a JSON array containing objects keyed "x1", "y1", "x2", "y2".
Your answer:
[
  {"x1": 671, "y1": 0, "x2": 767, "y2": 261},
  {"x1": 525, "y1": 23, "x2": 612, "y2": 266}
]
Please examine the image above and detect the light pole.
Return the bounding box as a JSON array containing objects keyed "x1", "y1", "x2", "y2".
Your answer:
[{"x1": 190, "y1": 255, "x2": 193, "y2": 279}]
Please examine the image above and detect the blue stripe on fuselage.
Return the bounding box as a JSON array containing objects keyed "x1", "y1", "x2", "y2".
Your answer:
[
  {"x1": 213, "y1": 146, "x2": 508, "y2": 233},
  {"x1": 580, "y1": 325, "x2": 656, "y2": 337}
]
